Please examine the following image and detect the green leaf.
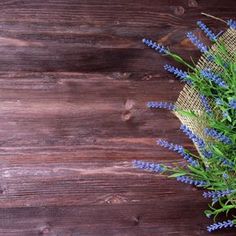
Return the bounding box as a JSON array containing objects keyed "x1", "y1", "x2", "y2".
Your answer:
[
  {"x1": 212, "y1": 146, "x2": 224, "y2": 156},
  {"x1": 169, "y1": 173, "x2": 186, "y2": 178},
  {"x1": 176, "y1": 110, "x2": 198, "y2": 118}
]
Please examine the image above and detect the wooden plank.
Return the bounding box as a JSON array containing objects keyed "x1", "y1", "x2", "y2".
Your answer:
[
  {"x1": 0, "y1": 0, "x2": 235, "y2": 235},
  {"x1": 0, "y1": 0, "x2": 233, "y2": 72}
]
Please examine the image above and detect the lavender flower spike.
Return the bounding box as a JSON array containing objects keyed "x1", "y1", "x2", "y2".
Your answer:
[
  {"x1": 204, "y1": 128, "x2": 232, "y2": 145},
  {"x1": 197, "y1": 20, "x2": 217, "y2": 41},
  {"x1": 147, "y1": 101, "x2": 176, "y2": 111},
  {"x1": 180, "y1": 124, "x2": 212, "y2": 158},
  {"x1": 176, "y1": 176, "x2": 206, "y2": 187},
  {"x1": 180, "y1": 124, "x2": 205, "y2": 149},
  {"x1": 227, "y1": 19, "x2": 236, "y2": 30},
  {"x1": 142, "y1": 38, "x2": 168, "y2": 54},
  {"x1": 229, "y1": 99, "x2": 236, "y2": 110},
  {"x1": 132, "y1": 160, "x2": 165, "y2": 173},
  {"x1": 201, "y1": 149, "x2": 213, "y2": 159},
  {"x1": 157, "y1": 139, "x2": 199, "y2": 167},
  {"x1": 186, "y1": 32, "x2": 208, "y2": 53},
  {"x1": 215, "y1": 98, "x2": 223, "y2": 106},
  {"x1": 201, "y1": 69, "x2": 228, "y2": 88},
  {"x1": 220, "y1": 158, "x2": 234, "y2": 168},
  {"x1": 200, "y1": 95, "x2": 212, "y2": 114},
  {"x1": 203, "y1": 189, "x2": 234, "y2": 202},
  {"x1": 164, "y1": 64, "x2": 192, "y2": 85},
  {"x1": 207, "y1": 220, "x2": 234, "y2": 232}
]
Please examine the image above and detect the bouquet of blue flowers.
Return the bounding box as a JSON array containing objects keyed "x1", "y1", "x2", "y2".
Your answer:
[{"x1": 133, "y1": 16, "x2": 236, "y2": 232}]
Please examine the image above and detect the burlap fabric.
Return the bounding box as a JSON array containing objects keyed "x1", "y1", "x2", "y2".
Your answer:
[{"x1": 174, "y1": 28, "x2": 236, "y2": 152}]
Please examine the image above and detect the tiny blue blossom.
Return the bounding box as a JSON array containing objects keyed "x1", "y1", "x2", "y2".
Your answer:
[
  {"x1": 203, "y1": 189, "x2": 234, "y2": 203},
  {"x1": 132, "y1": 160, "x2": 165, "y2": 173},
  {"x1": 180, "y1": 124, "x2": 205, "y2": 148},
  {"x1": 207, "y1": 220, "x2": 234, "y2": 232},
  {"x1": 220, "y1": 158, "x2": 234, "y2": 168},
  {"x1": 215, "y1": 98, "x2": 223, "y2": 106},
  {"x1": 147, "y1": 101, "x2": 176, "y2": 111},
  {"x1": 142, "y1": 38, "x2": 168, "y2": 54},
  {"x1": 227, "y1": 19, "x2": 236, "y2": 30},
  {"x1": 176, "y1": 176, "x2": 207, "y2": 187},
  {"x1": 186, "y1": 32, "x2": 208, "y2": 53},
  {"x1": 201, "y1": 69, "x2": 228, "y2": 88},
  {"x1": 200, "y1": 95, "x2": 212, "y2": 114},
  {"x1": 204, "y1": 128, "x2": 232, "y2": 145},
  {"x1": 157, "y1": 139, "x2": 199, "y2": 166},
  {"x1": 223, "y1": 111, "x2": 229, "y2": 119},
  {"x1": 197, "y1": 20, "x2": 217, "y2": 41},
  {"x1": 223, "y1": 173, "x2": 229, "y2": 179},
  {"x1": 180, "y1": 125, "x2": 213, "y2": 159},
  {"x1": 229, "y1": 99, "x2": 236, "y2": 110},
  {"x1": 201, "y1": 149, "x2": 213, "y2": 159},
  {"x1": 164, "y1": 64, "x2": 192, "y2": 85}
]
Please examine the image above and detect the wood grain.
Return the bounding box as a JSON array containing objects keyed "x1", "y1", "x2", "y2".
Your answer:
[{"x1": 0, "y1": 0, "x2": 235, "y2": 235}]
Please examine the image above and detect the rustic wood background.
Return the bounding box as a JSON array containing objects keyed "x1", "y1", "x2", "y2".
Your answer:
[{"x1": 0, "y1": 0, "x2": 235, "y2": 235}]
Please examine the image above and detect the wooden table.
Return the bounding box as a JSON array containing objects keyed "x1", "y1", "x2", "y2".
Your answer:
[{"x1": 0, "y1": 1, "x2": 235, "y2": 235}]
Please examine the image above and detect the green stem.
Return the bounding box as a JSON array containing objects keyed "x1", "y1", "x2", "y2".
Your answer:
[{"x1": 167, "y1": 52, "x2": 195, "y2": 71}]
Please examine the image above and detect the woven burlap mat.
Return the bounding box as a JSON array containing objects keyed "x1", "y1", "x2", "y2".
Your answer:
[{"x1": 174, "y1": 28, "x2": 236, "y2": 151}]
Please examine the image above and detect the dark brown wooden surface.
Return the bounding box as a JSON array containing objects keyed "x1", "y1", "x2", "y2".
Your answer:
[{"x1": 0, "y1": 1, "x2": 235, "y2": 235}]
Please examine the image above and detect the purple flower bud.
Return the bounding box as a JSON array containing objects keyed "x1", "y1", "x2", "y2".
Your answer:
[
  {"x1": 186, "y1": 32, "x2": 208, "y2": 53},
  {"x1": 223, "y1": 173, "x2": 229, "y2": 179},
  {"x1": 164, "y1": 64, "x2": 192, "y2": 85},
  {"x1": 147, "y1": 101, "x2": 176, "y2": 111},
  {"x1": 220, "y1": 158, "x2": 234, "y2": 168},
  {"x1": 201, "y1": 69, "x2": 228, "y2": 88},
  {"x1": 207, "y1": 220, "x2": 234, "y2": 232},
  {"x1": 200, "y1": 95, "x2": 212, "y2": 114},
  {"x1": 132, "y1": 160, "x2": 165, "y2": 173},
  {"x1": 180, "y1": 124, "x2": 205, "y2": 148},
  {"x1": 197, "y1": 20, "x2": 217, "y2": 41},
  {"x1": 229, "y1": 99, "x2": 236, "y2": 110},
  {"x1": 142, "y1": 38, "x2": 168, "y2": 54},
  {"x1": 203, "y1": 189, "x2": 234, "y2": 203},
  {"x1": 157, "y1": 139, "x2": 199, "y2": 167},
  {"x1": 227, "y1": 19, "x2": 236, "y2": 30},
  {"x1": 204, "y1": 128, "x2": 232, "y2": 145},
  {"x1": 215, "y1": 98, "x2": 223, "y2": 106},
  {"x1": 176, "y1": 176, "x2": 206, "y2": 187}
]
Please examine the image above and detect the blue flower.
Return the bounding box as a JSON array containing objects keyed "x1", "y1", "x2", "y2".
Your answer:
[
  {"x1": 227, "y1": 19, "x2": 236, "y2": 30},
  {"x1": 164, "y1": 64, "x2": 192, "y2": 85},
  {"x1": 186, "y1": 32, "x2": 208, "y2": 53},
  {"x1": 207, "y1": 220, "x2": 234, "y2": 232},
  {"x1": 132, "y1": 160, "x2": 165, "y2": 173},
  {"x1": 147, "y1": 101, "x2": 176, "y2": 111},
  {"x1": 201, "y1": 149, "x2": 213, "y2": 159},
  {"x1": 220, "y1": 158, "x2": 234, "y2": 168},
  {"x1": 201, "y1": 69, "x2": 228, "y2": 88},
  {"x1": 157, "y1": 139, "x2": 199, "y2": 167},
  {"x1": 204, "y1": 128, "x2": 232, "y2": 145},
  {"x1": 176, "y1": 176, "x2": 206, "y2": 187},
  {"x1": 200, "y1": 95, "x2": 212, "y2": 114},
  {"x1": 229, "y1": 99, "x2": 236, "y2": 110},
  {"x1": 203, "y1": 189, "x2": 233, "y2": 198},
  {"x1": 215, "y1": 98, "x2": 223, "y2": 106},
  {"x1": 223, "y1": 173, "x2": 229, "y2": 179},
  {"x1": 203, "y1": 189, "x2": 234, "y2": 203},
  {"x1": 197, "y1": 20, "x2": 217, "y2": 41},
  {"x1": 180, "y1": 124, "x2": 205, "y2": 148},
  {"x1": 180, "y1": 124, "x2": 213, "y2": 158},
  {"x1": 223, "y1": 111, "x2": 229, "y2": 119},
  {"x1": 142, "y1": 38, "x2": 168, "y2": 54}
]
